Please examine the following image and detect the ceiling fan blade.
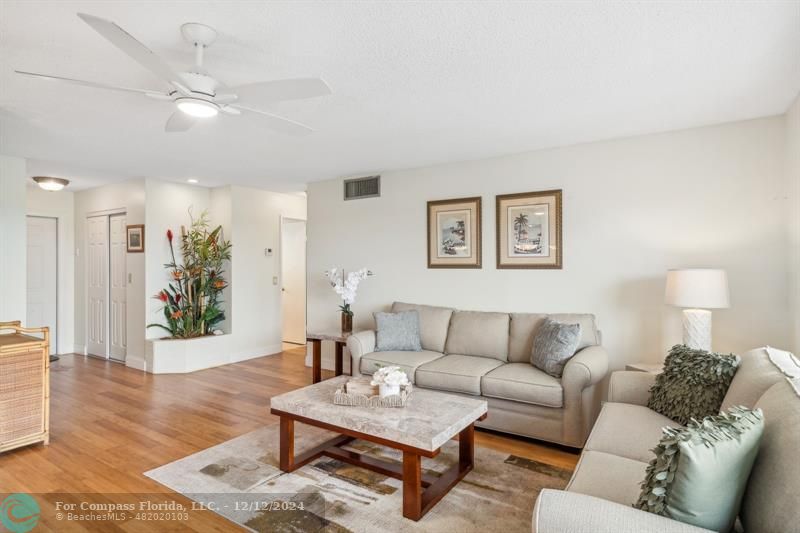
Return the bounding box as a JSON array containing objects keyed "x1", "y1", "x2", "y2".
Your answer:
[
  {"x1": 77, "y1": 13, "x2": 188, "y2": 93},
  {"x1": 219, "y1": 105, "x2": 241, "y2": 115},
  {"x1": 165, "y1": 111, "x2": 196, "y2": 132},
  {"x1": 230, "y1": 78, "x2": 331, "y2": 104},
  {"x1": 15, "y1": 70, "x2": 171, "y2": 98},
  {"x1": 231, "y1": 104, "x2": 313, "y2": 136}
]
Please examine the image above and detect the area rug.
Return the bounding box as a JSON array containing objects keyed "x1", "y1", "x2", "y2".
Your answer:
[{"x1": 145, "y1": 424, "x2": 571, "y2": 533}]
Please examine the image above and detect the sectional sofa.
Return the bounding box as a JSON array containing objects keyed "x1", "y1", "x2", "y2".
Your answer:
[
  {"x1": 346, "y1": 302, "x2": 609, "y2": 448},
  {"x1": 533, "y1": 347, "x2": 799, "y2": 532}
]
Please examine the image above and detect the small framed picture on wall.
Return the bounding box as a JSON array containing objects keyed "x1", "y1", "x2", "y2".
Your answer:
[
  {"x1": 496, "y1": 189, "x2": 562, "y2": 269},
  {"x1": 427, "y1": 197, "x2": 482, "y2": 268},
  {"x1": 126, "y1": 224, "x2": 145, "y2": 253}
]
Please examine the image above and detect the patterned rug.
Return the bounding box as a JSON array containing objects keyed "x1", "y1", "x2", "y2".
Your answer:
[{"x1": 145, "y1": 424, "x2": 571, "y2": 533}]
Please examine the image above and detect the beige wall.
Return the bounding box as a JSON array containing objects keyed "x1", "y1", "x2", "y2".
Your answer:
[
  {"x1": 307, "y1": 116, "x2": 793, "y2": 369},
  {"x1": 228, "y1": 186, "x2": 306, "y2": 357},
  {"x1": 786, "y1": 93, "x2": 800, "y2": 352},
  {"x1": 0, "y1": 155, "x2": 27, "y2": 322}
]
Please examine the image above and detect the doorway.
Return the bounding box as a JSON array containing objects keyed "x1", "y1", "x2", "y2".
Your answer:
[
  {"x1": 26, "y1": 216, "x2": 57, "y2": 354},
  {"x1": 281, "y1": 217, "x2": 307, "y2": 347},
  {"x1": 86, "y1": 213, "x2": 127, "y2": 362}
]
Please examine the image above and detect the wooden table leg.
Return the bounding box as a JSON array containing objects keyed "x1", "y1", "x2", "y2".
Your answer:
[
  {"x1": 459, "y1": 423, "x2": 475, "y2": 471},
  {"x1": 279, "y1": 416, "x2": 295, "y2": 471},
  {"x1": 402, "y1": 451, "x2": 423, "y2": 520},
  {"x1": 334, "y1": 341, "x2": 344, "y2": 376},
  {"x1": 311, "y1": 339, "x2": 322, "y2": 383}
]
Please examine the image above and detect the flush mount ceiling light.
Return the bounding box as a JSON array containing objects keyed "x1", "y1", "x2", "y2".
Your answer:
[
  {"x1": 33, "y1": 176, "x2": 70, "y2": 191},
  {"x1": 187, "y1": 178, "x2": 199, "y2": 184},
  {"x1": 176, "y1": 97, "x2": 219, "y2": 118}
]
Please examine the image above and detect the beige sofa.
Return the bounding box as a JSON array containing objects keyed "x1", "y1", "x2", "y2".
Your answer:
[
  {"x1": 533, "y1": 347, "x2": 800, "y2": 533},
  {"x1": 346, "y1": 302, "x2": 609, "y2": 448}
]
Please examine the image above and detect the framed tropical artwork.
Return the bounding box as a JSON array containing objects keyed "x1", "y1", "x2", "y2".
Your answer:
[
  {"x1": 496, "y1": 190, "x2": 562, "y2": 269},
  {"x1": 427, "y1": 197, "x2": 482, "y2": 268}
]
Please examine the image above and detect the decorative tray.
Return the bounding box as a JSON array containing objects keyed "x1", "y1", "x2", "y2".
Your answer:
[{"x1": 333, "y1": 378, "x2": 412, "y2": 408}]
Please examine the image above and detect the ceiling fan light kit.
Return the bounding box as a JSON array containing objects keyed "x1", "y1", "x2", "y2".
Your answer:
[
  {"x1": 16, "y1": 13, "x2": 331, "y2": 134},
  {"x1": 33, "y1": 176, "x2": 70, "y2": 191},
  {"x1": 176, "y1": 98, "x2": 219, "y2": 118}
]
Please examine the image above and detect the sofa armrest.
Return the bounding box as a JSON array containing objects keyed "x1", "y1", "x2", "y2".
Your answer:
[
  {"x1": 533, "y1": 489, "x2": 714, "y2": 533},
  {"x1": 562, "y1": 345, "x2": 609, "y2": 392},
  {"x1": 608, "y1": 370, "x2": 656, "y2": 406},
  {"x1": 346, "y1": 330, "x2": 376, "y2": 377}
]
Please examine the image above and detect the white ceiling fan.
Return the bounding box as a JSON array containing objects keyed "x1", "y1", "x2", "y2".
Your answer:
[{"x1": 16, "y1": 13, "x2": 331, "y2": 134}]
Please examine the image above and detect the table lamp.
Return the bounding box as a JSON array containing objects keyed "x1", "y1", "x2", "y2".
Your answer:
[{"x1": 664, "y1": 269, "x2": 730, "y2": 351}]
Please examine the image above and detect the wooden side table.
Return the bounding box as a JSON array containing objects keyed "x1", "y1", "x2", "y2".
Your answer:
[
  {"x1": 625, "y1": 362, "x2": 663, "y2": 374},
  {"x1": 306, "y1": 332, "x2": 352, "y2": 383}
]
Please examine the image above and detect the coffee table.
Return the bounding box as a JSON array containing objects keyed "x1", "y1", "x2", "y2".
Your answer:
[{"x1": 270, "y1": 376, "x2": 488, "y2": 521}]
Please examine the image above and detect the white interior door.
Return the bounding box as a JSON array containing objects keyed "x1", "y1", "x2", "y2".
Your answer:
[
  {"x1": 87, "y1": 215, "x2": 109, "y2": 357},
  {"x1": 26, "y1": 216, "x2": 57, "y2": 353},
  {"x1": 109, "y1": 214, "x2": 127, "y2": 361},
  {"x1": 281, "y1": 218, "x2": 307, "y2": 345}
]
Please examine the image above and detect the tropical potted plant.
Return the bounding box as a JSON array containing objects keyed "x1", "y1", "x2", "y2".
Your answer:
[{"x1": 148, "y1": 210, "x2": 232, "y2": 338}]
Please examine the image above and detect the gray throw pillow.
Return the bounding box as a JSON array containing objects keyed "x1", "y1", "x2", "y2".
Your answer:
[
  {"x1": 647, "y1": 345, "x2": 740, "y2": 425},
  {"x1": 530, "y1": 318, "x2": 581, "y2": 377},
  {"x1": 634, "y1": 406, "x2": 763, "y2": 533},
  {"x1": 374, "y1": 310, "x2": 422, "y2": 352}
]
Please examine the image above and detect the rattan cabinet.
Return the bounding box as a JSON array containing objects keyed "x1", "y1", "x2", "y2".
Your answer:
[{"x1": 0, "y1": 321, "x2": 50, "y2": 452}]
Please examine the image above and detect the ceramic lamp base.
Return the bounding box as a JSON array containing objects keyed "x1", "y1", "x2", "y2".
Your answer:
[{"x1": 682, "y1": 308, "x2": 712, "y2": 351}]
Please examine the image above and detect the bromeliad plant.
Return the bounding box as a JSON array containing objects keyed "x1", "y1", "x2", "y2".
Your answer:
[{"x1": 148, "y1": 210, "x2": 232, "y2": 338}]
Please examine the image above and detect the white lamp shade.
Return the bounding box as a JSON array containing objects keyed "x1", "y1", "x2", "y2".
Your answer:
[{"x1": 665, "y1": 269, "x2": 730, "y2": 309}]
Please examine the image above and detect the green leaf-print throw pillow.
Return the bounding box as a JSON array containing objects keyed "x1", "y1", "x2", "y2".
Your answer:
[
  {"x1": 647, "y1": 344, "x2": 739, "y2": 425},
  {"x1": 634, "y1": 407, "x2": 763, "y2": 533}
]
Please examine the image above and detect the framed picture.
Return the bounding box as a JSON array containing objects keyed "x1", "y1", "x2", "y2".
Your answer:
[
  {"x1": 126, "y1": 224, "x2": 145, "y2": 253},
  {"x1": 496, "y1": 189, "x2": 562, "y2": 269},
  {"x1": 427, "y1": 197, "x2": 482, "y2": 268}
]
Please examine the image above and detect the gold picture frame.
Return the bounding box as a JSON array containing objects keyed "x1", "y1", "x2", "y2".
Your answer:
[
  {"x1": 427, "y1": 197, "x2": 482, "y2": 269},
  {"x1": 496, "y1": 190, "x2": 562, "y2": 269}
]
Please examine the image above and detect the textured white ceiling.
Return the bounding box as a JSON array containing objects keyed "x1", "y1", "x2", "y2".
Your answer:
[{"x1": 1, "y1": 1, "x2": 799, "y2": 191}]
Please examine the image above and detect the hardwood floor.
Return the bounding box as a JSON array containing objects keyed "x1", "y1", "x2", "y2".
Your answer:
[{"x1": 0, "y1": 346, "x2": 578, "y2": 531}]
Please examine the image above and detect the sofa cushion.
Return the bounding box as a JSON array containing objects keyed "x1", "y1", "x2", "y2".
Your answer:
[
  {"x1": 566, "y1": 450, "x2": 649, "y2": 506},
  {"x1": 721, "y1": 346, "x2": 794, "y2": 410},
  {"x1": 374, "y1": 310, "x2": 422, "y2": 351},
  {"x1": 647, "y1": 345, "x2": 739, "y2": 425},
  {"x1": 585, "y1": 402, "x2": 681, "y2": 463},
  {"x1": 634, "y1": 407, "x2": 764, "y2": 533},
  {"x1": 740, "y1": 380, "x2": 800, "y2": 533},
  {"x1": 444, "y1": 310, "x2": 509, "y2": 361},
  {"x1": 481, "y1": 363, "x2": 563, "y2": 408},
  {"x1": 360, "y1": 350, "x2": 444, "y2": 382},
  {"x1": 391, "y1": 302, "x2": 454, "y2": 353},
  {"x1": 508, "y1": 313, "x2": 599, "y2": 363},
  {"x1": 530, "y1": 318, "x2": 582, "y2": 378},
  {"x1": 415, "y1": 354, "x2": 504, "y2": 395}
]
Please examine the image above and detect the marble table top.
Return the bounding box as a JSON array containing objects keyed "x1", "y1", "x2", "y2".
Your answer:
[
  {"x1": 306, "y1": 331, "x2": 352, "y2": 342},
  {"x1": 270, "y1": 376, "x2": 488, "y2": 452}
]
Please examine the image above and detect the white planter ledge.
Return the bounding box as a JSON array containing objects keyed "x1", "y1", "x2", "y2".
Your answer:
[{"x1": 144, "y1": 334, "x2": 272, "y2": 374}]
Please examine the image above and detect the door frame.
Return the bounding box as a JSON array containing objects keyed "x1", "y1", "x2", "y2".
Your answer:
[
  {"x1": 84, "y1": 208, "x2": 126, "y2": 361},
  {"x1": 26, "y1": 215, "x2": 58, "y2": 354},
  {"x1": 279, "y1": 216, "x2": 307, "y2": 345}
]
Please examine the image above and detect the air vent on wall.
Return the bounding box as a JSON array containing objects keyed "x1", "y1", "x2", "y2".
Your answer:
[{"x1": 344, "y1": 175, "x2": 381, "y2": 200}]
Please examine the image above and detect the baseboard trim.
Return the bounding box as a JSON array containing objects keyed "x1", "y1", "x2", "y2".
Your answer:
[{"x1": 125, "y1": 355, "x2": 147, "y2": 371}]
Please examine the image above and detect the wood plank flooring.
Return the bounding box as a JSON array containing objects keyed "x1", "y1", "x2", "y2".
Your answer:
[{"x1": 0, "y1": 346, "x2": 578, "y2": 531}]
